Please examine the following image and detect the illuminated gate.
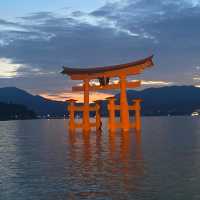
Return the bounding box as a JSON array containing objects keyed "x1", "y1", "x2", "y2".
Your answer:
[{"x1": 62, "y1": 55, "x2": 154, "y2": 132}]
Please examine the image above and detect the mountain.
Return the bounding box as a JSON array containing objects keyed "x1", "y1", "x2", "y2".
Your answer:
[
  {"x1": 0, "y1": 87, "x2": 67, "y2": 116},
  {"x1": 0, "y1": 102, "x2": 36, "y2": 121},
  {"x1": 100, "y1": 86, "x2": 200, "y2": 116},
  {"x1": 119, "y1": 86, "x2": 200, "y2": 116},
  {"x1": 1, "y1": 86, "x2": 200, "y2": 117}
]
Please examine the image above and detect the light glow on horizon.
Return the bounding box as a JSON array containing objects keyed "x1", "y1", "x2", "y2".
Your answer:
[
  {"x1": 39, "y1": 79, "x2": 174, "y2": 102},
  {"x1": 40, "y1": 91, "x2": 114, "y2": 103},
  {"x1": 141, "y1": 80, "x2": 174, "y2": 86},
  {"x1": 0, "y1": 58, "x2": 22, "y2": 78}
]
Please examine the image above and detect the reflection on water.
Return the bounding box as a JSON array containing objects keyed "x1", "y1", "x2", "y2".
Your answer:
[
  {"x1": 1, "y1": 117, "x2": 200, "y2": 199},
  {"x1": 67, "y1": 130, "x2": 144, "y2": 199}
]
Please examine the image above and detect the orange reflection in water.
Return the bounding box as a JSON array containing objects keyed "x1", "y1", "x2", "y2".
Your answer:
[
  {"x1": 108, "y1": 130, "x2": 144, "y2": 193},
  {"x1": 67, "y1": 130, "x2": 144, "y2": 199}
]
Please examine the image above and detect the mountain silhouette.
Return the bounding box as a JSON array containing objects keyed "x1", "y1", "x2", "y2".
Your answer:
[
  {"x1": 1, "y1": 86, "x2": 200, "y2": 117},
  {"x1": 0, "y1": 87, "x2": 67, "y2": 116},
  {"x1": 102, "y1": 86, "x2": 200, "y2": 116},
  {"x1": 0, "y1": 102, "x2": 36, "y2": 120}
]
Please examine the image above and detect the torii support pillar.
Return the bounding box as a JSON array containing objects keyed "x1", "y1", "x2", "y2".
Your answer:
[
  {"x1": 83, "y1": 78, "x2": 90, "y2": 132},
  {"x1": 107, "y1": 97, "x2": 116, "y2": 133},
  {"x1": 67, "y1": 99, "x2": 77, "y2": 132},
  {"x1": 133, "y1": 99, "x2": 143, "y2": 131},
  {"x1": 119, "y1": 75, "x2": 130, "y2": 132},
  {"x1": 94, "y1": 100, "x2": 101, "y2": 131}
]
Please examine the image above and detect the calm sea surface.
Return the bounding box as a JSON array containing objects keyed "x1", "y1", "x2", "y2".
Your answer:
[{"x1": 1, "y1": 117, "x2": 200, "y2": 200}]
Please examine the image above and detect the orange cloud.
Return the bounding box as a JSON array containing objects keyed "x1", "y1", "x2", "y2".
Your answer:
[
  {"x1": 40, "y1": 79, "x2": 173, "y2": 102},
  {"x1": 40, "y1": 91, "x2": 113, "y2": 103}
]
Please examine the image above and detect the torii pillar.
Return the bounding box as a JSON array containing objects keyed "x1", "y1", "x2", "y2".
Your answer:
[
  {"x1": 83, "y1": 78, "x2": 90, "y2": 132},
  {"x1": 67, "y1": 99, "x2": 77, "y2": 132},
  {"x1": 119, "y1": 74, "x2": 130, "y2": 132},
  {"x1": 134, "y1": 99, "x2": 143, "y2": 131}
]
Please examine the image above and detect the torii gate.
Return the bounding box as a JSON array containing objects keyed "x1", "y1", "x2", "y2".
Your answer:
[{"x1": 62, "y1": 55, "x2": 154, "y2": 132}]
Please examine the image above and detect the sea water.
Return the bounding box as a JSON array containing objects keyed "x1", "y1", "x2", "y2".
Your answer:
[{"x1": 0, "y1": 117, "x2": 200, "y2": 200}]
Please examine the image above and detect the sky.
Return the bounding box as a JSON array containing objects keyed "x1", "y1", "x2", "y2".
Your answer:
[{"x1": 0, "y1": 0, "x2": 200, "y2": 101}]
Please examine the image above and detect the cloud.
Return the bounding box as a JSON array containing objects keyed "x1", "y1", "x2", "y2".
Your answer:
[
  {"x1": 0, "y1": 1, "x2": 200, "y2": 93},
  {"x1": 0, "y1": 58, "x2": 24, "y2": 78},
  {"x1": 193, "y1": 77, "x2": 200, "y2": 81},
  {"x1": 141, "y1": 80, "x2": 174, "y2": 86},
  {"x1": 0, "y1": 9, "x2": 154, "y2": 91},
  {"x1": 40, "y1": 91, "x2": 113, "y2": 103},
  {"x1": 195, "y1": 66, "x2": 200, "y2": 70}
]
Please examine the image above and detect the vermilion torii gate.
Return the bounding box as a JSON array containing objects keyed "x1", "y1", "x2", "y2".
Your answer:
[{"x1": 62, "y1": 55, "x2": 154, "y2": 132}]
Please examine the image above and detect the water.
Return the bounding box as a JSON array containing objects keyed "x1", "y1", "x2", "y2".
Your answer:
[{"x1": 1, "y1": 117, "x2": 200, "y2": 200}]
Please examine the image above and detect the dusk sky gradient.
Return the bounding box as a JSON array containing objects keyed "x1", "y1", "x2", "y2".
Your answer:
[{"x1": 0, "y1": 0, "x2": 200, "y2": 101}]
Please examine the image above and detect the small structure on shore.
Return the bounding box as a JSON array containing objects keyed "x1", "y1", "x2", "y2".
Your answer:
[{"x1": 62, "y1": 55, "x2": 154, "y2": 132}]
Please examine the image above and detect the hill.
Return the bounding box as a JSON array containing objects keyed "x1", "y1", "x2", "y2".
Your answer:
[
  {"x1": 0, "y1": 87, "x2": 67, "y2": 117},
  {"x1": 127, "y1": 86, "x2": 200, "y2": 115},
  {"x1": 100, "y1": 86, "x2": 200, "y2": 116},
  {"x1": 0, "y1": 102, "x2": 36, "y2": 121},
  {"x1": 1, "y1": 86, "x2": 200, "y2": 117}
]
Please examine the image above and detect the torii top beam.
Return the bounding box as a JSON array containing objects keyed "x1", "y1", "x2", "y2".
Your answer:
[{"x1": 62, "y1": 55, "x2": 154, "y2": 80}]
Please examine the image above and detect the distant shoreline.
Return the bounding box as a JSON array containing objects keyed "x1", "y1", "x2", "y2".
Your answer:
[{"x1": 0, "y1": 115, "x2": 197, "y2": 122}]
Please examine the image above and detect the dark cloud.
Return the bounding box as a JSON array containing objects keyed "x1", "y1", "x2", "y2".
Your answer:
[
  {"x1": 0, "y1": 0, "x2": 200, "y2": 93},
  {"x1": 19, "y1": 11, "x2": 54, "y2": 20},
  {"x1": 0, "y1": 19, "x2": 20, "y2": 26}
]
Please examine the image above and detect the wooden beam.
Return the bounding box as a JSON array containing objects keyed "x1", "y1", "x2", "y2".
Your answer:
[
  {"x1": 72, "y1": 81, "x2": 141, "y2": 92},
  {"x1": 72, "y1": 105, "x2": 97, "y2": 111},
  {"x1": 70, "y1": 65, "x2": 143, "y2": 80}
]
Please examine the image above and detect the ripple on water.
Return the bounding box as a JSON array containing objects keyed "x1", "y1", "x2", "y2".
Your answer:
[{"x1": 1, "y1": 117, "x2": 200, "y2": 200}]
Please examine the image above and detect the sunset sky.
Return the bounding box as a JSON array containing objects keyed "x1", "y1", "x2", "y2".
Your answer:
[{"x1": 0, "y1": 0, "x2": 200, "y2": 101}]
